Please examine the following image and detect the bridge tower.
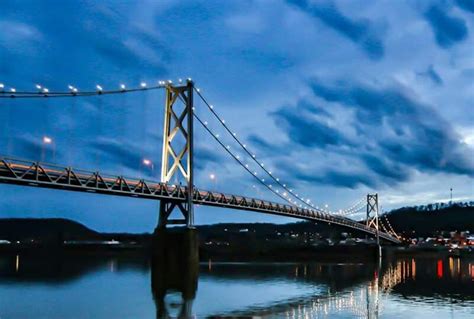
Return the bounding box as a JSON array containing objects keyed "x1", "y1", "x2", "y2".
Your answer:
[
  {"x1": 158, "y1": 80, "x2": 194, "y2": 228},
  {"x1": 366, "y1": 193, "x2": 381, "y2": 251}
]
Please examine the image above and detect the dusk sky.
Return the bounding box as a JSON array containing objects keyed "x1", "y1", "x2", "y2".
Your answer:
[{"x1": 1, "y1": 0, "x2": 473, "y2": 232}]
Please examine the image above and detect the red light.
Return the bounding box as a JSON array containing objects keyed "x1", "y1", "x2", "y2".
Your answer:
[{"x1": 437, "y1": 260, "x2": 443, "y2": 278}]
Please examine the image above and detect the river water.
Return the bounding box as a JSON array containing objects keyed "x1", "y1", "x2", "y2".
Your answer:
[{"x1": 0, "y1": 254, "x2": 472, "y2": 318}]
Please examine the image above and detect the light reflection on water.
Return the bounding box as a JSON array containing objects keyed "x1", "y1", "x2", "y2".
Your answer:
[{"x1": 0, "y1": 254, "x2": 472, "y2": 318}]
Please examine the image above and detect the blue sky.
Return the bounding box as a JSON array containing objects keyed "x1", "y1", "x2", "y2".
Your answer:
[{"x1": 0, "y1": 0, "x2": 473, "y2": 232}]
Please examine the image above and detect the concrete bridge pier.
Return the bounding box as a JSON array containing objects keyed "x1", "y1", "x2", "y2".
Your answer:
[{"x1": 151, "y1": 227, "x2": 199, "y2": 318}]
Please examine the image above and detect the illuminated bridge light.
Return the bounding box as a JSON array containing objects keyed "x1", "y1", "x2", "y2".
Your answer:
[{"x1": 43, "y1": 136, "x2": 52, "y2": 144}]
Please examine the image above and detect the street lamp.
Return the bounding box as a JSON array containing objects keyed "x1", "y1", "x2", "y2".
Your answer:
[
  {"x1": 210, "y1": 173, "x2": 217, "y2": 189},
  {"x1": 41, "y1": 136, "x2": 55, "y2": 162},
  {"x1": 142, "y1": 158, "x2": 154, "y2": 176}
]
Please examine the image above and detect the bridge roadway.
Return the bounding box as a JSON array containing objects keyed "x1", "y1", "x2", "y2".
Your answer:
[{"x1": 0, "y1": 157, "x2": 400, "y2": 243}]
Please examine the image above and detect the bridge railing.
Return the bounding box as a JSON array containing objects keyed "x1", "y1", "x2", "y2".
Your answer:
[{"x1": 0, "y1": 156, "x2": 399, "y2": 243}]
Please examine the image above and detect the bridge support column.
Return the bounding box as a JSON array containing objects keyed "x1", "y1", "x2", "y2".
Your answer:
[
  {"x1": 159, "y1": 80, "x2": 194, "y2": 228},
  {"x1": 151, "y1": 228, "x2": 199, "y2": 317},
  {"x1": 367, "y1": 193, "x2": 381, "y2": 257}
]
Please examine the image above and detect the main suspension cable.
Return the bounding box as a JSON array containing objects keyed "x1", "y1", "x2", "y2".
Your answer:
[
  {"x1": 0, "y1": 80, "x2": 180, "y2": 99},
  {"x1": 333, "y1": 197, "x2": 366, "y2": 216},
  {"x1": 383, "y1": 215, "x2": 401, "y2": 240},
  {"x1": 194, "y1": 87, "x2": 361, "y2": 215},
  {"x1": 193, "y1": 112, "x2": 299, "y2": 207},
  {"x1": 171, "y1": 90, "x2": 299, "y2": 208},
  {"x1": 193, "y1": 88, "x2": 327, "y2": 209}
]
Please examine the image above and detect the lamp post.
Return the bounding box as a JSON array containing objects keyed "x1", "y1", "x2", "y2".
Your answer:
[
  {"x1": 41, "y1": 136, "x2": 54, "y2": 162},
  {"x1": 210, "y1": 173, "x2": 216, "y2": 189},
  {"x1": 143, "y1": 158, "x2": 154, "y2": 177}
]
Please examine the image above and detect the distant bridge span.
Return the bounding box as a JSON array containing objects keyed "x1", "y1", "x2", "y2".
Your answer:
[{"x1": 0, "y1": 157, "x2": 400, "y2": 243}]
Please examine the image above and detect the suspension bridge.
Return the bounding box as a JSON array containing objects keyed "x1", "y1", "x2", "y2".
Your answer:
[{"x1": 0, "y1": 79, "x2": 400, "y2": 244}]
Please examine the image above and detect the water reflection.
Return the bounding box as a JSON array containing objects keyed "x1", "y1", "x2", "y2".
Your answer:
[
  {"x1": 0, "y1": 253, "x2": 472, "y2": 318},
  {"x1": 151, "y1": 253, "x2": 197, "y2": 318}
]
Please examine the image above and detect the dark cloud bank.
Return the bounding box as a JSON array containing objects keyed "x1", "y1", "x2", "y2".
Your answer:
[
  {"x1": 267, "y1": 79, "x2": 474, "y2": 189},
  {"x1": 424, "y1": 4, "x2": 469, "y2": 48},
  {"x1": 286, "y1": 0, "x2": 384, "y2": 60}
]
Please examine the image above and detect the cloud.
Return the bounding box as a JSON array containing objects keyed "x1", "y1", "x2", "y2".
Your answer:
[
  {"x1": 91, "y1": 138, "x2": 145, "y2": 173},
  {"x1": 248, "y1": 134, "x2": 279, "y2": 153},
  {"x1": 277, "y1": 158, "x2": 378, "y2": 189},
  {"x1": 424, "y1": 4, "x2": 468, "y2": 48},
  {"x1": 0, "y1": 2, "x2": 169, "y2": 88},
  {"x1": 195, "y1": 145, "x2": 225, "y2": 170},
  {"x1": 271, "y1": 105, "x2": 349, "y2": 149},
  {"x1": 0, "y1": 20, "x2": 42, "y2": 41},
  {"x1": 417, "y1": 65, "x2": 443, "y2": 85},
  {"x1": 358, "y1": 153, "x2": 410, "y2": 183},
  {"x1": 286, "y1": 0, "x2": 384, "y2": 60},
  {"x1": 263, "y1": 78, "x2": 474, "y2": 188},
  {"x1": 308, "y1": 79, "x2": 474, "y2": 178},
  {"x1": 455, "y1": 0, "x2": 474, "y2": 13}
]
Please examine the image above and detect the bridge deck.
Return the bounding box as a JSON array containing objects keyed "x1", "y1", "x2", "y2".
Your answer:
[{"x1": 0, "y1": 157, "x2": 400, "y2": 243}]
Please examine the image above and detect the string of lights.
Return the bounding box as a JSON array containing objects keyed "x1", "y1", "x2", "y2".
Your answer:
[
  {"x1": 379, "y1": 217, "x2": 392, "y2": 235},
  {"x1": 194, "y1": 86, "x2": 363, "y2": 215},
  {"x1": 383, "y1": 215, "x2": 402, "y2": 240},
  {"x1": 169, "y1": 89, "x2": 302, "y2": 209},
  {"x1": 333, "y1": 198, "x2": 367, "y2": 216},
  {"x1": 0, "y1": 80, "x2": 190, "y2": 98},
  {"x1": 193, "y1": 112, "x2": 304, "y2": 208}
]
